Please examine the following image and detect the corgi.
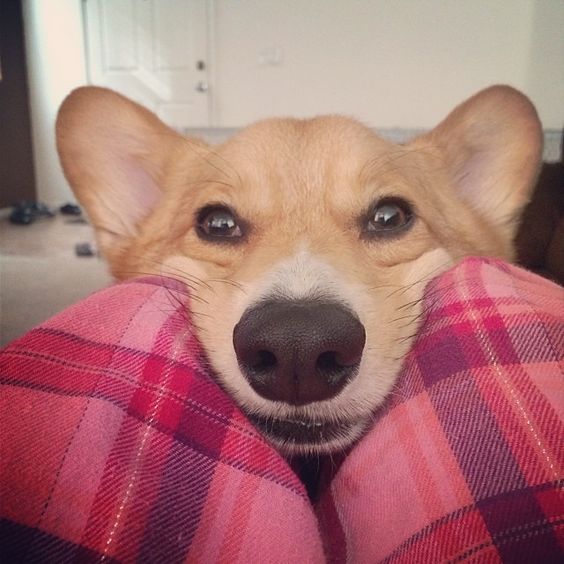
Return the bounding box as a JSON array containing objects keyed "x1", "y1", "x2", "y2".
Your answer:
[{"x1": 56, "y1": 85, "x2": 542, "y2": 455}]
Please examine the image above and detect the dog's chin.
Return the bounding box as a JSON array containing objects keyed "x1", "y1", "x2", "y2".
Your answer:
[{"x1": 246, "y1": 412, "x2": 369, "y2": 455}]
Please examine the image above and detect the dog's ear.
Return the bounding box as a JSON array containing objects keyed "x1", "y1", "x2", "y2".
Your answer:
[
  {"x1": 418, "y1": 85, "x2": 543, "y2": 240},
  {"x1": 56, "y1": 87, "x2": 186, "y2": 254}
]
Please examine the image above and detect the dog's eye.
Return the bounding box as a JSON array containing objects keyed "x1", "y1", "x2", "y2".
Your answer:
[
  {"x1": 364, "y1": 198, "x2": 413, "y2": 237},
  {"x1": 196, "y1": 206, "x2": 243, "y2": 241}
]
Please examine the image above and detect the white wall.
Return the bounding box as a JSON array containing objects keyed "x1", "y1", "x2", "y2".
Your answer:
[
  {"x1": 23, "y1": 0, "x2": 563, "y2": 206},
  {"x1": 213, "y1": 0, "x2": 563, "y2": 129},
  {"x1": 526, "y1": 0, "x2": 564, "y2": 129},
  {"x1": 22, "y1": 0, "x2": 87, "y2": 205}
]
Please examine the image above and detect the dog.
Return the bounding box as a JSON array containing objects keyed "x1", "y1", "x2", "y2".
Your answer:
[{"x1": 56, "y1": 85, "x2": 542, "y2": 456}]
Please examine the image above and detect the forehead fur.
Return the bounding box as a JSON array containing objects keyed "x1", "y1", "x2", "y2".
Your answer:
[
  {"x1": 164, "y1": 115, "x2": 407, "y2": 226},
  {"x1": 217, "y1": 116, "x2": 395, "y2": 186}
]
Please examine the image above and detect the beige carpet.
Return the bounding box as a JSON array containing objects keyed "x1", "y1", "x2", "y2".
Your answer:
[{"x1": 0, "y1": 212, "x2": 113, "y2": 346}]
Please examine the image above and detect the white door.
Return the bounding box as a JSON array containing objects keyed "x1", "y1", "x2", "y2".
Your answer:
[{"x1": 84, "y1": 0, "x2": 210, "y2": 128}]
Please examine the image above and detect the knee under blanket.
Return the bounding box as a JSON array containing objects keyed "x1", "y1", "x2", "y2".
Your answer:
[{"x1": 1, "y1": 257, "x2": 563, "y2": 563}]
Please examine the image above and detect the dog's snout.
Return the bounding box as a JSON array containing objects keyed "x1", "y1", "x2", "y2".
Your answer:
[{"x1": 233, "y1": 301, "x2": 366, "y2": 405}]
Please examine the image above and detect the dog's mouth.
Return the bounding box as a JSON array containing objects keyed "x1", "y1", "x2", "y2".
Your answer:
[{"x1": 247, "y1": 412, "x2": 364, "y2": 453}]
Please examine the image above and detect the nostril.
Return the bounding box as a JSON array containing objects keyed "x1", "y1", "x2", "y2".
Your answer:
[
  {"x1": 316, "y1": 350, "x2": 339, "y2": 372},
  {"x1": 316, "y1": 350, "x2": 358, "y2": 385},
  {"x1": 249, "y1": 350, "x2": 277, "y2": 375}
]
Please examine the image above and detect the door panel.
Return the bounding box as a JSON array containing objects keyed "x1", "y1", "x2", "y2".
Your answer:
[
  {"x1": 84, "y1": 0, "x2": 210, "y2": 128},
  {"x1": 0, "y1": 0, "x2": 36, "y2": 207}
]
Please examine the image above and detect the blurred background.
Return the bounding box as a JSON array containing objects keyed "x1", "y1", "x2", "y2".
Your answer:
[{"x1": 1, "y1": 0, "x2": 563, "y2": 344}]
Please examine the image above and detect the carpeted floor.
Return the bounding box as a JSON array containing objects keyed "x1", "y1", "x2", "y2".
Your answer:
[{"x1": 0, "y1": 211, "x2": 112, "y2": 346}]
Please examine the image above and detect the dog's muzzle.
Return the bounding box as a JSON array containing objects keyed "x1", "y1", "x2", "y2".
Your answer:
[{"x1": 233, "y1": 300, "x2": 366, "y2": 405}]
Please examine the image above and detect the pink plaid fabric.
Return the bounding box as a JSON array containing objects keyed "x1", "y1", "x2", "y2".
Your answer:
[
  {"x1": 1, "y1": 258, "x2": 563, "y2": 562},
  {"x1": 318, "y1": 258, "x2": 564, "y2": 562}
]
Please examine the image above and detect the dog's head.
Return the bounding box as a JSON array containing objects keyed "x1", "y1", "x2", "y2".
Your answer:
[{"x1": 57, "y1": 86, "x2": 542, "y2": 454}]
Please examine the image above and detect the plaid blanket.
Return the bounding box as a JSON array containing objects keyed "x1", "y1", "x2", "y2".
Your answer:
[{"x1": 1, "y1": 257, "x2": 563, "y2": 563}]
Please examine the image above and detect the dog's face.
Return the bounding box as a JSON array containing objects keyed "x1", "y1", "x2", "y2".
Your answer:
[{"x1": 57, "y1": 86, "x2": 541, "y2": 454}]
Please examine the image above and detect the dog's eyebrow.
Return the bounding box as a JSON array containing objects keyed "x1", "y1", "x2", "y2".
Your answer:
[
  {"x1": 359, "y1": 147, "x2": 424, "y2": 183},
  {"x1": 195, "y1": 200, "x2": 239, "y2": 213},
  {"x1": 178, "y1": 135, "x2": 243, "y2": 186},
  {"x1": 188, "y1": 179, "x2": 235, "y2": 190}
]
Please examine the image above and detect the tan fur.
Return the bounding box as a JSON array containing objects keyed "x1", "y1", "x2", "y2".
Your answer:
[{"x1": 56, "y1": 85, "x2": 542, "y2": 454}]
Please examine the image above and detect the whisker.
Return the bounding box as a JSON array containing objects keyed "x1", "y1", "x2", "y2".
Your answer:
[
  {"x1": 112, "y1": 270, "x2": 211, "y2": 305},
  {"x1": 394, "y1": 332, "x2": 421, "y2": 345},
  {"x1": 207, "y1": 278, "x2": 247, "y2": 293},
  {"x1": 368, "y1": 283, "x2": 404, "y2": 291},
  {"x1": 124, "y1": 255, "x2": 214, "y2": 291},
  {"x1": 178, "y1": 134, "x2": 243, "y2": 186},
  {"x1": 396, "y1": 298, "x2": 424, "y2": 311},
  {"x1": 385, "y1": 259, "x2": 453, "y2": 299},
  {"x1": 123, "y1": 256, "x2": 247, "y2": 297}
]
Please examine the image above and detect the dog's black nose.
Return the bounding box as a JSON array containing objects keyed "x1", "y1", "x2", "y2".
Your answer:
[{"x1": 233, "y1": 301, "x2": 366, "y2": 405}]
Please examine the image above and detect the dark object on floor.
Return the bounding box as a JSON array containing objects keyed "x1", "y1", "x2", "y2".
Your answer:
[
  {"x1": 75, "y1": 242, "x2": 97, "y2": 257},
  {"x1": 60, "y1": 203, "x2": 82, "y2": 215},
  {"x1": 65, "y1": 217, "x2": 88, "y2": 225},
  {"x1": 516, "y1": 131, "x2": 564, "y2": 285},
  {"x1": 9, "y1": 201, "x2": 55, "y2": 225}
]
